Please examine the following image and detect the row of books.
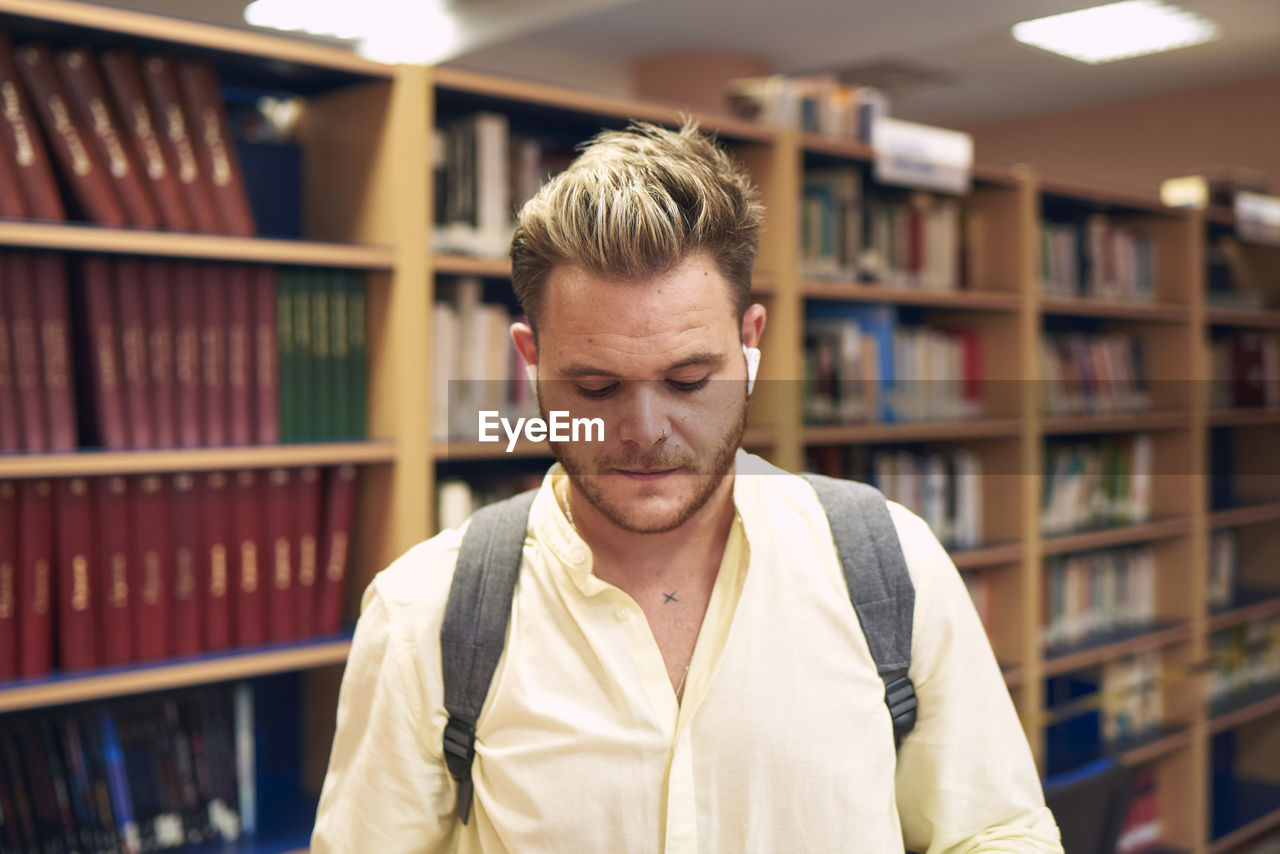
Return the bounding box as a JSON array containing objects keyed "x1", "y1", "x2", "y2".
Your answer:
[
  {"x1": 432, "y1": 277, "x2": 536, "y2": 440},
  {"x1": 0, "y1": 683, "x2": 255, "y2": 853},
  {"x1": 0, "y1": 250, "x2": 367, "y2": 453},
  {"x1": 0, "y1": 35, "x2": 255, "y2": 233},
  {"x1": 1040, "y1": 217, "x2": 1156, "y2": 301},
  {"x1": 1041, "y1": 332, "x2": 1150, "y2": 416},
  {"x1": 1208, "y1": 529, "x2": 1239, "y2": 611},
  {"x1": 804, "y1": 302, "x2": 982, "y2": 424},
  {"x1": 1043, "y1": 545, "x2": 1157, "y2": 650},
  {"x1": 1208, "y1": 616, "x2": 1280, "y2": 705},
  {"x1": 724, "y1": 74, "x2": 887, "y2": 141},
  {"x1": 431, "y1": 112, "x2": 574, "y2": 259},
  {"x1": 1044, "y1": 652, "x2": 1164, "y2": 774},
  {"x1": 1210, "y1": 332, "x2": 1280, "y2": 410},
  {"x1": 1041, "y1": 435, "x2": 1153, "y2": 536},
  {"x1": 0, "y1": 465, "x2": 358, "y2": 682}
]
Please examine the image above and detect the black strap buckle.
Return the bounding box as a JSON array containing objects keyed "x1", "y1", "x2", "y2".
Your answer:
[
  {"x1": 443, "y1": 715, "x2": 477, "y2": 782},
  {"x1": 885, "y1": 675, "x2": 918, "y2": 743}
]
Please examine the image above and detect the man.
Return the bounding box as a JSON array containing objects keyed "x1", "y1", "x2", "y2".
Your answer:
[{"x1": 312, "y1": 122, "x2": 1062, "y2": 852}]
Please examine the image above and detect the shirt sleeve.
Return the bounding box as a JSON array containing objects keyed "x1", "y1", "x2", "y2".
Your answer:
[
  {"x1": 890, "y1": 505, "x2": 1065, "y2": 854},
  {"x1": 311, "y1": 584, "x2": 457, "y2": 853}
]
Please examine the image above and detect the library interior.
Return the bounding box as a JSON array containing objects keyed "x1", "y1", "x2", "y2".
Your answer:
[{"x1": 0, "y1": 0, "x2": 1279, "y2": 851}]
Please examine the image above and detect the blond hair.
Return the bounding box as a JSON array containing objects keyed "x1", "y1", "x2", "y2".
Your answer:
[{"x1": 510, "y1": 121, "x2": 763, "y2": 332}]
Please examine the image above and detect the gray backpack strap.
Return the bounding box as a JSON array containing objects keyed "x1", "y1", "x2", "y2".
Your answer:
[
  {"x1": 800, "y1": 473, "x2": 918, "y2": 746},
  {"x1": 441, "y1": 489, "x2": 538, "y2": 824}
]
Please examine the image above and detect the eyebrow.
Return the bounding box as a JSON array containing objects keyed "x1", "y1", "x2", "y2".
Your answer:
[{"x1": 558, "y1": 351, "x2": 727, "y2": 379}]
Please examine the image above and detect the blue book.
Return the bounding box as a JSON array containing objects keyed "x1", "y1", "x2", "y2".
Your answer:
[
  {"x1": 99, "y1": 711, "x2": 140, "y2": 854},
  {"x1": 807, "y1": 301, "x2": 899, "y2": 422}
]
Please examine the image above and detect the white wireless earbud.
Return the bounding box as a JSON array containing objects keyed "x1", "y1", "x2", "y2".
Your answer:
[
  {"x1": 525, "y1": 363, "x2": 538, "y2": 390},
  {"x1": 743, "y1": 344, "x2": 761, "y2": 395}
]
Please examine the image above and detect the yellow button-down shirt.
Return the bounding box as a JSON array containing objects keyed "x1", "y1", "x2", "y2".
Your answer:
[{"x1": 312, "y1": 451, "x2": 1062, "y2": 853}]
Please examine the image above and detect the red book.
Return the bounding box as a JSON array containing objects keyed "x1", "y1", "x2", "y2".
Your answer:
[
  {"x1": 172, "y1": 260, "x2": 201, "y2": 447},
  {"x1": 12, "y1": 43, "x2": 126, "y2": 226},
  {"x1": 200, "y1": 471, "x2": 232, "y2": 651},
  {"x1": 958, "y1": 328, "x2": 983, "y2": 415},
  {"x1": 130, "y1": 474, "x2": 170, "y2": 661},
  {"x1": 264, "y1": 468, "x2": 294, "y2": 642},
  {"x1": 138, "y1": 55, "x2": 220, "y2": 233},
  {"x1": 53, "y1": 47, "x2": 161, "y2": 229},
  {"x1": 200, "y1": 264, "x2": 228, "y2": 446},
  {"x1": 252, "y1": 265, "x2": 280, "y2": 444},
  {"x1": 81, "y1": 256, "x2": 128, "y2": 450},
  {"x1": 232, "y1": 470, "x2": 264, "y2": 647},
  {"x1": 0, "y1": 143, "x2": 26, "y2": 216},
  {"x1": 0, "y1": 481, "x2": 17, "y2": 680},
  {"x1": 293, "y1": 466, "x2": 322, "y2": 640},
  {"x1": 0, "y1": 253, "x2": 21, "y2": 453},
  {"x1": 142, "y1": 259, "x2": 176, "y2": 448},
  {"x1": 0, "y1": 32, "x2": 66, "y2": 221},
  {"x1": 227, "y1": 264, "x2": 253, "y2": 446},
  {"x1": 5, "y1": 251, "x2": 46, "y2": 451},
  {"x1": 55, "y1": 477, "x2": 97, "y2": 672},
  {"x1": 169, "y1": 473, "x2": 201, "y2": 658},
  {"x1": 175, "y1": 61, "x2": 255, "y2": 235},
  {"x1": 112, "y1": 257, "x2": 152, "y2": 449},
  {"x1": 99, "y1": 50, "x2": 191, "y2": 231},
  {"x1": 94, "y1": 476, "x2": 133, "y2": 666},
  {"x1": 32, "y1": 253, "x2": 76, "y2": 451},
  {"x1": 317, "y1": 465, "x2": 358, "y2": 635},
  {"x1": 17, "y1": 479, "x2": 54, "y2": 678}
]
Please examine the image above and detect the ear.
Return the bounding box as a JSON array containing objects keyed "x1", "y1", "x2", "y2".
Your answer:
[
  {"x1": 741, "y1": 303, "x2": 766, "y2": 348},
  {"x1": 511, "y1": 321, "x2": 538, "y2": 390}
]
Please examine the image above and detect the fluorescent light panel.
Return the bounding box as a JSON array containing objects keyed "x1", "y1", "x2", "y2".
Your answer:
[{"x1": 1013, "y1": 0, "x2": 1220, "y2": 65}]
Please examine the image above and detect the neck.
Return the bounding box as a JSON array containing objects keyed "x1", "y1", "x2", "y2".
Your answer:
[{"x1": 564, "y1": 474, "x2": 737, "y2": 585}]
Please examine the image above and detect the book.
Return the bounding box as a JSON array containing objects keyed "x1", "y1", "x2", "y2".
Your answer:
[
  {"x1": 0, "y1": 481, "x2": 16, "y2": 681},
  {"x1": 17, "y1": 478, "x2": 54, "y2": 678},
  {"x1": 308, "y1": 267, "x2": 334, "y2": 438},
  {"x1": 131, "y1": 474, "x2": 170, "y2": 661},
  {"x1": 55, "y1": 477, "x2": 98, "y2": 672},
  {"x1": 32, "y1": 252, "x2": 76, "y2": 450},
  {"x1": 251, "y1": 265, "x2": 280, "y2": 443},
  {"x1": 347, "y1": 270, "x2": 368, "y2": 439},
  {"x1": 226, "y1": 264, "x2": 254, "y2": 445},
  {"x1": 0, "y1": 127, "x2": 27, "y2": 215},
  {"x1": 114, "y1": 256, "x2": 154, "y2": 449},
  {"x1": 293, "y1": 466, "x2": 322, "y2": 639},
  {"x1": 6, "y1": 251, "x2": 47, "y2": 451},
  {"x1": 176, "y1": 60, "x2": 255, "y2": 235},
  {"x1": 81, "y1": 255, "x2": 129, "y2": 450},
  {"x1": 14, "y1": 42, "x2": 127, "y2": 225},
  {"x1": 264, "y1": 467, "x2": 295, "y2": 642},
  {"x1": 201, "y1": 472, "x2": 233, "y2": 652},
  {"x1": 172, "y1": 260, "x2": 202, "y2": 448},
  {"x1": 0, "y1": 252, "x2": 22, "y2": 452},
  {"x1": 200, "y1": 264, "x2": 229, "y2": 446},
  {"x1": 0, "y1": 32, "x2": 66, "y2": 221},
  {"x1": 232, "y1": 470, "x2": 264, "y2": 647},
  {"x1": 142, "y1": 259, "x2": 177, "y2": 448},
  {"x1": 275, "y1": 267, "x2": 298, "y2": 442},
  {"x1": 139, "y1": 54, "x2": 220, "y2": 232},
  {"x1": 171, "y1": 473, "x2": 202, "y2": 658},
  {"x1": 317, "y1": 464, "x2": 357, "y2": 635},
  {"x1": 95, "y1": 476, "x2": 134, "y2": 667}
]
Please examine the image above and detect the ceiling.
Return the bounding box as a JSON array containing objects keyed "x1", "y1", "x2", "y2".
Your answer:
[{"x1": 92, "y1": 0, "x2": 1280, "y2": 126}]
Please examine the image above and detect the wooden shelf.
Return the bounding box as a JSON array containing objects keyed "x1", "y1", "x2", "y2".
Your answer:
[
  {"x1": 950, "y1": 541, "x2": 1024, "y2": 570},
  {"x1": 804, "y1": 280, "x2": 1021, "y2": 311},
  {"x1": 1209, "y1": 589, "x2": 1280, "y2": 632},
  {"x1": 1207, "y1": 307, "x2": 1280, "y2": 329},
  {"x1": 1003, "y1": 663, "x2": 1025, "y2": 688},
  {"x1": 0, "y1": 0, "x2": 390, "y2": 77},
  {"x1": 1209, "y1": 684, "x2": 1280, "y2": 735},
  {"x1": 1038, "y1": 175, "x2": 1176, "y2": 216},
  {"x1": 1043, "y1": 622, "x2": 1192, "y2": 677},
  {"x1": 1116, "y1": 727, "x2": 1193, "y2": 768},
  {"x1": 0, "y1": 441, "x2": 396, "y2": 478},
  {"x1": 433, "y1": 65, "x2": 773, "y2": 142},
  {"x1": 800, "y1": 133, "x2": 874, "y2": 162},
  {"x1": 0, "y1": 221, "x2": 395, "y2": 268},
  {"x1": 803, "y1": 418, "x2": 1021, "y2": 445},
  {"x1": 1039, "y1": 296, "x2": 1190, "y2": 323},
  {"x1": 434, "y1": 253, "x2": 511, "y2": 277},
  {"x1": 1041, "y1": 517, "x2": 1192, "y2": 556},
  {"x1": 1041, "y1": 410, "x2": 1192, "y2": 435},
  {"x1": 1209, "y1": 408, "x2": 1280, "y2": 428},
  {"x1": 1211, "y1": 501, "x2": 1280, "y2": 529},
  {"x1": 0, "y1": 638, "x2": 353, "y2": 714}
]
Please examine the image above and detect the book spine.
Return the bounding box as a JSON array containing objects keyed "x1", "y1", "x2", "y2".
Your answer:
[
  {"x1": 0, "y1": 481, "x2": 16, "y2": 681},
  {"x1": 56, "y1": 476, "x2": 98, "y2": 672},
  {"x1": 139, "y1": 55, "x2": 220, "y2": 233},
  {"x1": 201, "y1": 472, "x2": 233, "y2": 652},
  {"x1": 99, "y1": 49, "x2": 191, "y2": 231},
  {"x1": 0, "y1": 251, "x2": 22, "y2": 453},
  {"x1": 0, "y1": 32, "x2": 66, "y2": 220},
  {"x1": 0, "y1": 138, "x2": 26, "y2": 215},
  {"x1": 347, "y1": 270, "x2": 368, "y2": 438},
  {"x1": 170, "y1": 473, "x2": 202, "y2": 658},
  {"x1": 293, "y1": 466, "x2": 322, "y2": 639},
  {"x1": 292, "y1": 268, "x2": 313, "y2": 441},
  {"x1": 317, "y1": 464, "x2": 358, "y2": 635},
  {"x1": 14, "y1": 42, "x2": 127, "y2": 225},
  {"x1": 232, "y1": 470, "x2": 263, "y2": 648},
  {"x1": 309, "y1": 268, "x2": 333, "y2": 439},
  {"x1": 95, "y1": 475, "x2": 134, "y2": 666},
  {"x1": 131, "y1": 474, "x2": 170, "y2": 661},
  {"x1": 252, "y1": 265, "x2": 280, "y2": 444},
  {"x1": 6, "y1": 251, "x2": 48, "y2": 451},
  {"x1": 0, "y1": 732, "x2": 37, "y2": 849},
  {"x1": 329, "y1": 269, "x2": 350, "y2": 439},
  {"x1": 265, "y1": 468, "x2": 294, "y2": 642},
  {"x1": 142, "y1": 259, "x2": 176, "y2": 448},
  {"x1": 98, "y1": 712, "x2": 141, "y2": 854},
  {"x1": 172, "y1": 260, "x2": 202, "y2": 447},
  {"x1": 114, "y1": 256, "x2": 154, "y2": 449},
  {"x1": 54, "y1": 46, "x2": 161, "y2": 229},
  {"x1": 17, "y1": 478, "x2": 54, "y2": 678},
  {"x1": 226, "y1": 264, "x2": 253, "y2": 446},
  {"x1": 200, "y1": 264, "x2": 228, "y2": 446},
  {"x1": 82, "y1": 255, "x2": 128, "y2": 450},
  {"x1": 32, "y1": 252, "x2": 76, "y2": 451},
  {"x1": 175, "y1": 61, "x2": 255, "y2": 235},
  {"x1": 275, "y1": 268, "x2": 296, "y2": 442},
  {"x1": 233, "y1": 683, "x2": 256, "y2": 836}
]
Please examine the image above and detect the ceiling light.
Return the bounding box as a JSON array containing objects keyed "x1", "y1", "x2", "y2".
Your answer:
[{"x1": 1012, "y1": 0, "x2": 1220, "y2": 65}]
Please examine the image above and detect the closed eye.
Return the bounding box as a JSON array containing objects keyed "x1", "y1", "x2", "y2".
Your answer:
[
  {"x1": 667, "y1": 377, "x2": 709, "y2": 392},
  {"x1": 576, "y1": 383, "x2": 619, "y2": 400}
]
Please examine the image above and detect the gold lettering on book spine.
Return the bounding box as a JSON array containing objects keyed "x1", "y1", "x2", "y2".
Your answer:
[
  {"x1": 165, "y1": 104, "x2": 197, "y2": 183},
  {"x1": 1, "y1": 82, "x2": 36, "y2": 166},
  {"x1": 150, "y1": 327, "x2": 171, "y2": 384},
  {"x1": 203, "y1": 106, "x2": 231, "y2": 186},
  {"x1": 34, "y1": 559, "x2": 50, "y2": 615},
  {"x1": 110, "y1": 554, "x2": 128, "y2": 606},
  {"x1": 202, "y1": 325, "x2": 221, "y2": 387},
  {"x1": 257, "y1": 325, "x2": 274, "y2": 387},
  {"x1": 326, "y1": 531, "x2": 348, "y2": 583},
  {"x1": 131, "y1": 100, "x2": 165, "y2": 179},
  {"x1": 299, "y1": 535, "x2": 316, "y2": 586},
  {"x1": 122, "y1": 324, "x2": 145, "y2": 385},
  {"x1": 242, "y1": 542, "x2": 258, "y2": 593},
  {"x1": 176, "y1": 324, "x2": 197, "y2": 387},
  {"x1": 42, "y1": 320, "x2": 68, "y2": 389},
  {"x1": 49, "y1": 96, "x2": 91, "y2": 176},
  {"x1": 176, "y1": 550, "x2": 195, "y2": 601},
  {"x1": 96, "y1": 324, "x2": 118, "y2": 390},
  {"x1": 143, "y1": 553, "x2": 160, "y2": 604},
  {"x1": 0, "y1": 562, "x2": 13, "y2": 619},
  {"x1": 72, "y1": 555, "x2": 89, "y2": 611},
  {"x1": 89, "y1": 97, "x2": 128, "y2": 178},
  {"x1": 275, "y1": 538, "x2": 290, "y2": 589},
  {"x1": 211, "y1": 544, "x2": 227, "y2": 596},
  {"x1": 229, "y1": 327, "x2": 247, "y2": 389}
]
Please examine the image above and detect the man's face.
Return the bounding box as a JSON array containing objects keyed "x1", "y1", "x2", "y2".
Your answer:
[{"x1": 522, "y1": 251, "x2": 759, "y2": 534}]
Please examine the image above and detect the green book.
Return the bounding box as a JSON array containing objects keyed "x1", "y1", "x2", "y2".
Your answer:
[
  {"x1": 308, "y1": 268, "x2": 333, "y2": 440},
  {"x1": 348, "y1": 270, "x2": 368, "y2": 440},
  {"x1": 293, "y1": 268, "x2": 314, "y2": 441},
  {"x1": 276, "y1": 268, "x2": 297, "y2": 443},
  {"x1": 329, "y1": 268, "x2": 351, "y2": 439}
]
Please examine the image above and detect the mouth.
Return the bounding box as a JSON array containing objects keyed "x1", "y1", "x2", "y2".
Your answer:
[{"x1": 615, "y1": 467, "x2": 683, "y2": 481}]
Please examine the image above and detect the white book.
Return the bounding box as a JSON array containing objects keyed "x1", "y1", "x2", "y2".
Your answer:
[
  {"x1": 432, "y1": 302, "x2": 458, "y2": 440},
  {"x1": 437, "y1": 479, "x2": 475, "y2": 532}
]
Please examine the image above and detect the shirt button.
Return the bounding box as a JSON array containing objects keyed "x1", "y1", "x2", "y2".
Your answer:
[
  {"x1": 614, "y1": 608, "x2": 630, "y2": 621},
  {"x1": 571, "y1": 547, "x2": 588, "y2": 564}
]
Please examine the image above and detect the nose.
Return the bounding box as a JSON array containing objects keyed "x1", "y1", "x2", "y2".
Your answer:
[{"x1": 614, "y1": 382, "x2": 670, "y2": 448}]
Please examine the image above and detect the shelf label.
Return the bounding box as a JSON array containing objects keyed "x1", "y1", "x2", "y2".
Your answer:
[
  {"x1": 1235, "y1": 191, "x2": 1280, "y2": 246},
  {"x1": 872, "y1": 118, "x2": 973, "y2": 195}
]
